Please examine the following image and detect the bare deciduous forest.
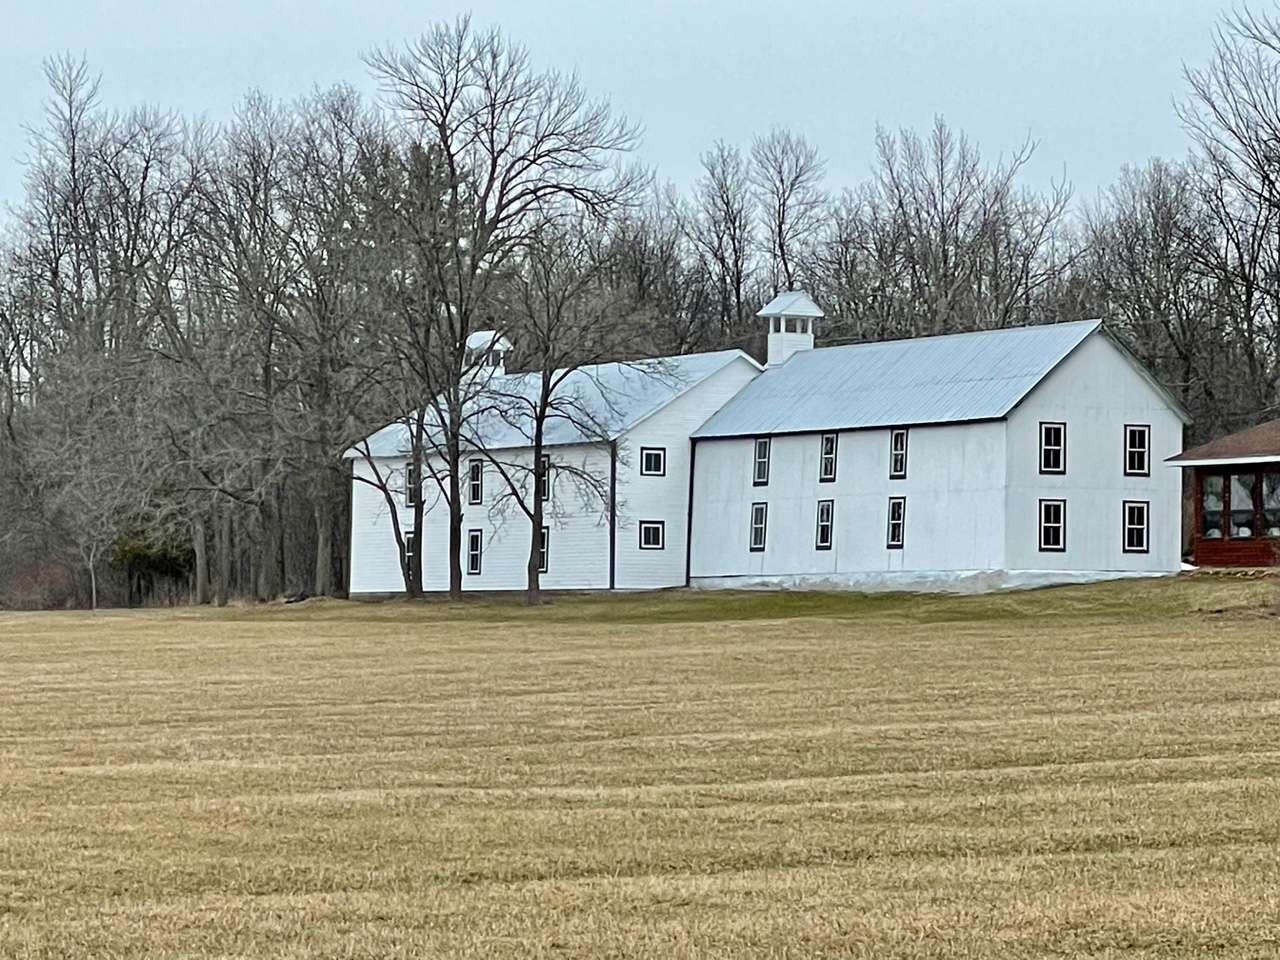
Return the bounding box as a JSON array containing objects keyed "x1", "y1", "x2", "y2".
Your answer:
[{"x1": 2, "y1": 10, "x2": 1279, "y2": 609}]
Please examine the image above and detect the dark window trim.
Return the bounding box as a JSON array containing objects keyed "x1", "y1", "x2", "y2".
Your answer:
[
  {"x1": 467, "y1": 458, "x2": 483, "y2": 505},
  {"x1": 639, "y1": 446, "x2": 667, "y2": 477},
  {"x1": 752, "y1": 437, "x2": 771, "y2": 486},
  {"x1": 538, "y1": 526, "x2": 550, "y2": 572},
  {"x1": 749, "y1": 501, "x2": 768, "y2": 552},
  {"x1": 538, "y1": 453, "x2": 551, "y2": 502},
  {"x1": 639, "y1": 520, "x2": 666, "y2": 550},
  {"x1": 403, "y1": 528, "x2": 417, "y2": 567},
  {"x1": 819, "y1": 433, "x2": 838, "y2": 483},
  {"x1": 889, "y1": 428, "x2": 909, "y2": 480},
  {"x1": 466, "y1": 528, "x2": 483, "y2": 575},
  {"x1": 405, "y1": 459, "x2": 420, "y2": 507},
  {"x1": 1039, "y1": 422, "x2": 1066, "y2": 475},
  {"x1": 886, "y1": 496, "x2": 906, "y2": 549},
  {"x1": 1122, "y1": 500, "x2": 1150, "y2": 554},
  {"x1": 1124, "y1": 424, "x2": 1151, "y2": 477},
  {"x1": 815, "y1": 498, "x2": 834, "y2": 550},
  {"x1": 1038, "y1": 498, "x2": 1066, "y2": 553}
]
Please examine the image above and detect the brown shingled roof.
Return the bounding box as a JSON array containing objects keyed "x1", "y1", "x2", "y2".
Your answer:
[{"x1": 1167, "y1": 417, "x2": 1280, "y2": 463}]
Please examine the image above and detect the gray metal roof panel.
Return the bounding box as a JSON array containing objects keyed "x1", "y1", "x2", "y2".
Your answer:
[{"x1": 693, "y1": 319, "x2": 1103, "y2": 438}]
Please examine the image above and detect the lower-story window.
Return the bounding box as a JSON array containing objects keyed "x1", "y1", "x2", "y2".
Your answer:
[
  {"x1": 749, "y1": 502, "x2": 768, "y2": 552},
  {"x1": 403, "y1": 529, "x2": 417, "y2": 571},
  {"x1": 639, "y1": 520, "x2": 665, "y2": 550},
  {"x1": 815, "y1": 499, "x2": 834, "y2": 550},
  {"x1": 538, "y1": 526, "x2": 549, "y2": 572},
  {"x1": 886, "y1": 496, "x2": 906, "y2": 549},
  {"x1": 1123, "y1": 500, "x2": 1149, "y2": 553},
  {"x1": 467, "y1": 529, "x2": 483, "y2": 575},
  {"x1": 1039, "y1": 499, "x2": 1066, "y2": 552}
]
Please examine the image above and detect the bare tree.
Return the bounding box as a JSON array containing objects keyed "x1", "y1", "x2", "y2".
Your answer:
[{"x1": 750, "y1": 127, "x2": 826, "y2": 293}]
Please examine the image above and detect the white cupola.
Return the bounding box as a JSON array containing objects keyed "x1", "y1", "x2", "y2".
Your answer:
[
  {"x1": 759, "y1": 291, "x2": 822, "y2": 367},
  {"x1": 464, "y1": 330, "x2": 513, "y2": 378}
]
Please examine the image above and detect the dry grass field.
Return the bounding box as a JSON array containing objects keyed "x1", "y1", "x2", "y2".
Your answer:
[{"x1": 2, "y1": 575, "x2": 1280, "y2": 958}]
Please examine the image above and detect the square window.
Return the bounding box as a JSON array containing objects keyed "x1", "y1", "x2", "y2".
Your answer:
[
  {"x1": 467, "y1": 529, "x2": 483, "y2": 575},
  {"x1": 1039, "y1": 499, "x2": 1066, "y2": 552},
  {"x1": 889, "y1": 429, "x2": 908, "y2": 479},
  {"x1": 1125, "y1": 425, "x2": 1150, "y2": 477},
  {"x1": 815, "y1": 499, "x2": 834, "y2": 550},
  {"x1": 819, "y1": 433, "x2": 838, "y2": 483},
  {"x1": 753, "y1": 438, "x2": 770, "y2": 486},
  {"x1": 1123, "y1": 501, "x2": 1149, "y2": 553},
  {"x1": 538, "y1": 526, "x2": 549, "y2": 572},
  {"x1": 886, "y1": 496, "x2": 906, "y2": 549},
  {"x1": 640, "y1": 447, "x2": 666, "y2": 477},
  {"x1": 467, "y1": 458, "x2": 483, "y2": 505},
  {"x1": 1040, "y1": 423, "x2": 1066, "y2": 475},
  {"x1": 749, "y1": 502, "x2": 768, "y2": 552},
  {"x1": 639, "y1": 520, "x2": 665, "y2": 550}
]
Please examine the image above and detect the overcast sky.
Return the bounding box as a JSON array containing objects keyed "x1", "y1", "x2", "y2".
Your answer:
[{"x1": 0, "y1": 0, "x2": 1230, "y2": 211}]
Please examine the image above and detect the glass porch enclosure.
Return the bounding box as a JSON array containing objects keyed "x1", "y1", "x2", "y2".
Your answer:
[{"x1": 1195, "y1": 466, "x2": 1280, "y2": 565}]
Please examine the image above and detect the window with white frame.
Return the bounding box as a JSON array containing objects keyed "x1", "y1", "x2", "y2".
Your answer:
[
  {"x1": 889, "y1": 429, "x2": 908, "y2": 479},
  {"x1": 404, "y1": 459, "x2": 420, "y2": 507},
  {"x1": 538, "y1": 526, "x2": 549, "y2": 572},
  {"x1": 538, "y1": 453, "x2": 551, "y2": 502},
  {"x1": 467, "y1": 458, "x2": 483, "y2": 505},
  {"x1": 815, "y1": 499, "x2": 834, "y2": 550},
  {"x1": 467, "y1": 529, "x2": 483, "y2": 575},
  {"x1": 753, "y1": 438, "x2": 771, "y2": 486},
  {"x1": 749, "y1": 502, "x2": 768, "y2": 552},
  {"x1": 1123, "y1": 500, "x2": 1149, "y2": 553},
  {"x1": 639, "y1": 520, "x2": 665, "y2": 550},
  {"x1": 819, "y1": 433, "x2": 838, "y2": 482},
  {"x1": 1040, "y1": 422, "x2": 1066, "y2": 474},
  {"x1": 640, "y1": 447, "x2": 666, "y2": 476},
  {"x1": 1039, "y1": 499, "x2": 1066, "y2": 552},
  {"x1": 886, "y1": 496, "x2": 906, "y2": 548},
  {"x1": 403, "y1": 528, "x2": 417, "y2": 571},
  {"x1": 1124, "y1": 425, "x2": 1150, "y2": 477}
]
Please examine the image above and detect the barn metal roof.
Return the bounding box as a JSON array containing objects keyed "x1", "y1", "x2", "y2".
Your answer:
[
  {"x1": 693, "y1": 319, "x2": 1106, "y2": 438},
  {"x1": 348, "y1": 349, "x2": 757, "y2": 458}
]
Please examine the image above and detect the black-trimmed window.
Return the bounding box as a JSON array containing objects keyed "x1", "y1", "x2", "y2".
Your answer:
[
  {"x1": 1040, "y1": 422, "x2": 1066, "y2": 474},
  {"x1": 819, "y1": 433, "x2": 838, "y2": 483},
  {"x1": 639, "y1": 520, "x2": 665, "y2": 550},
  {"x1": 467, "y1": 458, "x2": 483, "y2": 505},
  {"x1": 466, "y1": 529, "x2": 483, "y2": 575},
  {"x1": 640, "y1": 447, "x2": 666, "y2": 477},
  {"x1": 886, "y1": 496, "x2": 906, "y2": 548},
  {"x1": 889, "y1": 429, "x2": 908, "y2": 479},
  {"x1": 538, "y1": 526, "x2": 549, "y2": 572},
  {"x1": 405, "y1": 459, "x2": 420, "y2": 507},
  {"x1": 537, "y1": 453, "x2": 551, "y2": 502},
  {"x1": 1124, "y1": 425, "x2": 1150, "y2": 477},
  {"x1": 749, "y1": 502, "x2": 768, "y2": 552},
  {"x1": 815, "y1": 499, "x2": 834, "y2": 550},
  {"x1": 403, "y1": 528, "x2": 417, "y2": 570},
  {"x1": 1123, "y1": 500, "x2": 1149, "y2": 553},
  {"x1": 1039, "y1": 499, "x2": 1066, "y2": 552},
  {"x1": 753, "y1": 438, "x2": 770, "y2": 486}
]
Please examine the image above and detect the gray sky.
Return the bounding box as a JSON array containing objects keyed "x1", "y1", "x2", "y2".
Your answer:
[{"x1": 0, "y1": 0, "x2": 1228, "y2": 210}]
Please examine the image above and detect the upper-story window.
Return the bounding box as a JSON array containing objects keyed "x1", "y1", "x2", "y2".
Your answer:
[
  {"x1": 889, "y1": 429, "x2": 908, "y2": 479},
  {"x1": 640, "y1": 447, "x2": 666, "y2": 477},
  {"x1": 405, "y1": 459, "x2": 420, "y2": 507},
  {"x1": 467, "y1": 458, "x2": 483, "y2": 505},
  {"x1": 1040, "y1": 422, "x2": 1066, "y2": 475},
  {"x1": 537, "y1": 453, "x2": 551, "y2": 502},
  {"x1": 819, "y1": 433, "x2": 838, "y2": 483},
  {"x1": 753, "y1": 438, "x2": 771, "y2": 486},
  {"x1": 1124, "y1": 425, "x2": 1150, "y2": 477}
]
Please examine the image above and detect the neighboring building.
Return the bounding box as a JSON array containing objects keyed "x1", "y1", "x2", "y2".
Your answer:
[
  {"x1": 346, "y1": 348, "x2": 761, "y2": 593},
  {"x1": 1167, "y1": 418, "x2": 1280, "y2": 567},
  {"x1": 347, "y1": 292, "x2": 1191, "y2": 594}
]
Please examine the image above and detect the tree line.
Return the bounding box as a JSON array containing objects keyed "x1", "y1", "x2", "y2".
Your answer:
[{"x1": 1, "y1": 9, "x2": 1278, "y2": 608}]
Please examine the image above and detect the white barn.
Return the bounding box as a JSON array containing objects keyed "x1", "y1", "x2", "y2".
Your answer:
[{"x1": 347, "y1": 293, "x2": 1189, "y2": 594}]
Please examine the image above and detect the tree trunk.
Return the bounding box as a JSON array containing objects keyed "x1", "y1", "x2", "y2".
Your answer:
[
  {"x1": 526, "y1": 427, "x2": 546, "y2": 606},
  {"x1": 216, "y1": 509, "x2": 232, "y2": 607},
  {"x1": 313, "y1": 498, "x2": 332, "y2": 596},
  {"x1": 447, "y1": 435, "x2": 463, "y2": 599},
  {"x1": 88, "y1": 556, "x2": 98, "y2": 613},
  {"x1": 256, "y1": 496, "x2": 278, "y2": 601},
  {"x1": 193, "y1": 517, "x2": 210, "y2": 605}
]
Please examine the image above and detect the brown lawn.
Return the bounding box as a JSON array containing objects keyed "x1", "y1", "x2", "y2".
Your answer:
[{"x1": 1, "y1": 574, "x2": 1279, "y2": 958}]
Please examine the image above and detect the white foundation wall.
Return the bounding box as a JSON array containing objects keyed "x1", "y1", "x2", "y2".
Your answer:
[
  {"x1": 614, "y1": 357, "x2": 762, "y2": 589},
  {"x1": 1004, "y1": 334, "x2": 1185, "y2": 574},
  {"x1": 689, "y1": 421, "x2": 1008, "y2": 582}
]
